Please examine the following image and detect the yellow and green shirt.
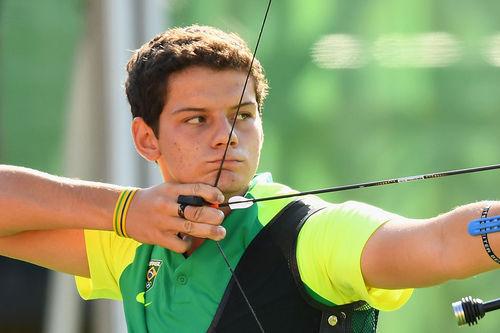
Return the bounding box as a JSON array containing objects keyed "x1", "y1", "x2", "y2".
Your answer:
[{"x1": 75, "y1": 173, "x2": 412, "y2": 332}]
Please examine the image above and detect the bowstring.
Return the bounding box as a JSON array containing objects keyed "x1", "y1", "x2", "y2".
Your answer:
[
  {"x1": 212, "y1": 1, "x2": 272, "y2": 332},
  {"x1": 213, "y1": 0, "x2": 271, "y2": 186}
]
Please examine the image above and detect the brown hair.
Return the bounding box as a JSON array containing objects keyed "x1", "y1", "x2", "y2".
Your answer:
[{"x1": 125, "y1": 25, "x2": 268, "y2": 135}]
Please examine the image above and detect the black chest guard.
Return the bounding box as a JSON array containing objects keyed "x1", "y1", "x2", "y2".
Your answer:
[{"x1": 207, "y1": 199, "x2": 379, "y2": 333}]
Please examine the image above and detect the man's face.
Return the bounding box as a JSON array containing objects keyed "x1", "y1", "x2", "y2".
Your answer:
[{"x1": 156, "y1": 66, "x2": 263, "y2": 198}]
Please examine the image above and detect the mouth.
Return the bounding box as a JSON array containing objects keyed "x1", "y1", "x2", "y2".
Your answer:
[
  {"x1": 206, "y1": 159, "x2": 244, "y2": 174},
  {"x1": 209, "y1": 161, "x2": 244, "y2": 171},
  {"x1": 207, "y1": 158, "x2": 244, "y2": 164}
]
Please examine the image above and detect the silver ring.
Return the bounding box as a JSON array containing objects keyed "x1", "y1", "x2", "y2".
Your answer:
[{"x1": 178, "y1": 203, "x2": 187, "y2": 218}]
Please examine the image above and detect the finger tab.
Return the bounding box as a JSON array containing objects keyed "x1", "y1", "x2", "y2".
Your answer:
[{"x1": 177, "y1": 195, "x2": 206, "y2": 206}]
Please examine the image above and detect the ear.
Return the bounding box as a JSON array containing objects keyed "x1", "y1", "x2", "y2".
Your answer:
[{"x1": 131, "y1": 117, "x2": 161, "y2": 162}]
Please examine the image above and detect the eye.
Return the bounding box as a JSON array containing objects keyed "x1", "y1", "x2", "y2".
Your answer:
[
  {"x1": 236, "y1": 111, "x2": 254, "y2": 121},
  {"x1": 186, "y1": 116, "x2": 206, "y2": 124}
]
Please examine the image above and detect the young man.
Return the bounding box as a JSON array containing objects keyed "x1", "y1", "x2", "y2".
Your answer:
[{"x1": 1, "y1": 25, "x2": 499, "y2": 332}]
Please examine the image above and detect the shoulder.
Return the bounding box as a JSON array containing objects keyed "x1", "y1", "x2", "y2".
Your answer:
[
  {"x1": 296, "y1": 201, "x2": 412, "y2": 309},
  {"x1": 248, "y1": 176, "x2": 298, "y2": 226},
  {"x1": 306, "y1": 200, "x2": 399, "y2": 229},
  {"x1": 83, "y1": 229, "x2": 143, "y2": 283},
  {"x1": 76, "y1": 230, "x2": 143, "y2": 300},
  {"x1": 300, "y1": 200, "x2": 399, "y2": 256},
  {"x1": 84, "y1": 229, "x2": 142, "y2": 253},
  {"x1": 249, "y1": 179, "x2": 297, "y2": 198}
]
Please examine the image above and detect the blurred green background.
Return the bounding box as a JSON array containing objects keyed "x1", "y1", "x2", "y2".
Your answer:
[{"x1": 1, "y1": 0, "x2": 500, "y2": 332}]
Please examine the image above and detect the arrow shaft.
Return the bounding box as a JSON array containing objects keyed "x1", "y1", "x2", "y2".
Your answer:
[{"x1": 223, "y1": 163, "x2": 500, "y2": 207}]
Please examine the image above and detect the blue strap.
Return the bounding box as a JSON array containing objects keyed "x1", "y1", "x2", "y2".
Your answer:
[{"x1": 468, "y1": 215, "x2": 500, "y2": 236}]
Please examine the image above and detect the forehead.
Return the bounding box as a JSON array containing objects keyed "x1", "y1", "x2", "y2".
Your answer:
[{"x1": 164, "y1": 66, "x2": 257, "y2": 111}]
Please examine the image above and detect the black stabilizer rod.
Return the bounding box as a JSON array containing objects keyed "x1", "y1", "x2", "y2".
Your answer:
[{"x1": 452, "y1": 296, "x2": 500, "y2": 326}]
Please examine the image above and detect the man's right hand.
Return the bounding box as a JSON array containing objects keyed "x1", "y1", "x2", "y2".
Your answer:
[{"x1": 125, "y1": 183, "x2": 226, "y2": 253}]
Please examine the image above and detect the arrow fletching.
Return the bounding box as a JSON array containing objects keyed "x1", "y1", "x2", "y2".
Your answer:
[{"x1": 227, "y1": 196, "x2": 255, "y2": 210}]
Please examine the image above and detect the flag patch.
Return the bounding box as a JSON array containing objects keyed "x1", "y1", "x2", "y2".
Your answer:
[{"x1": 145, "y1": 259, "x2": 162, "y2": 292}]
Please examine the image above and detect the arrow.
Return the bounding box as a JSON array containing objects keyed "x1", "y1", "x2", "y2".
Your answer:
[{"x1": 221, "y1": 163, "x2": 500, "y2": 210}]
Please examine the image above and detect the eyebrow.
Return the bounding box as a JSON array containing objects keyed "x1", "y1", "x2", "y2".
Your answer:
[{"x1": 172, "y1": 101, "x2": 257, "y2": 114}]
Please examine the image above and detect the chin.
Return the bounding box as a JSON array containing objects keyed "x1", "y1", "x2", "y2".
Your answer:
[{"x1": 216, "y1": 173, "x2": 251, "y2": 196}]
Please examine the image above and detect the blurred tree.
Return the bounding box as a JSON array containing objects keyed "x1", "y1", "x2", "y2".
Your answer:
[{"x1": 0, "y1": 1, "x2": 83, "y2": 332}]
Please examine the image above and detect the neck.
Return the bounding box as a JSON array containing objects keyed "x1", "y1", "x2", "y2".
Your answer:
[{"x1": 223, "y1": 185, "x2": 249, "y2": 202}]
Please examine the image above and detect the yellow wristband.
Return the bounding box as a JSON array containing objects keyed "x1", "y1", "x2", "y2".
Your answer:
[{"x1": 113, "y1": 189, "x2": 139, "y2": 238}]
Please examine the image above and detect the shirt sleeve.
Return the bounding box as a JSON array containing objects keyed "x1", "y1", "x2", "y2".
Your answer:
[
  {"x1": 296, "y1": 200, "x2": 413, "y2": 311},
  {"x1": 75, "y1": 229, "x2": 140, "y2": 301}
]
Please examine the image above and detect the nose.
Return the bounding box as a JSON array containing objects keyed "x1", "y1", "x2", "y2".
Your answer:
[{"x1": 212, "y1": 114, "x2": 239, "y2": 148}]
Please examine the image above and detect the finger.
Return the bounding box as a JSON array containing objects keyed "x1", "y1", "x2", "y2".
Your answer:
[
  {"x1": 178, "y1": 233, "x2": 193, "y2": 242},
  {"x1": 176, "y1": 183, "x2": 225, "y2": 204},
  {"x1": 158, "y1": 234, "x2": 192, "y2": 253},
  {"x1": 182, "y1": 205, "x2": 225, "y2": 225},
  {"x1": 169, "y1": 217, "x2": 226, "y2": 241}
]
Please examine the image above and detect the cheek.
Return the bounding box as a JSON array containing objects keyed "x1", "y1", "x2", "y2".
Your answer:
[
  {"x1": 247, "y1": 130, "x2": 263, "y2": 165},
  {"x1": 171, "y1": 140, "x2": 187, "y2": 162},
  {"x1": 170, "y1": 139, "x2": 203, "y2": 169},
  {"x1": 171, "y1": 141, "x2": 182, "y2": 161}
]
